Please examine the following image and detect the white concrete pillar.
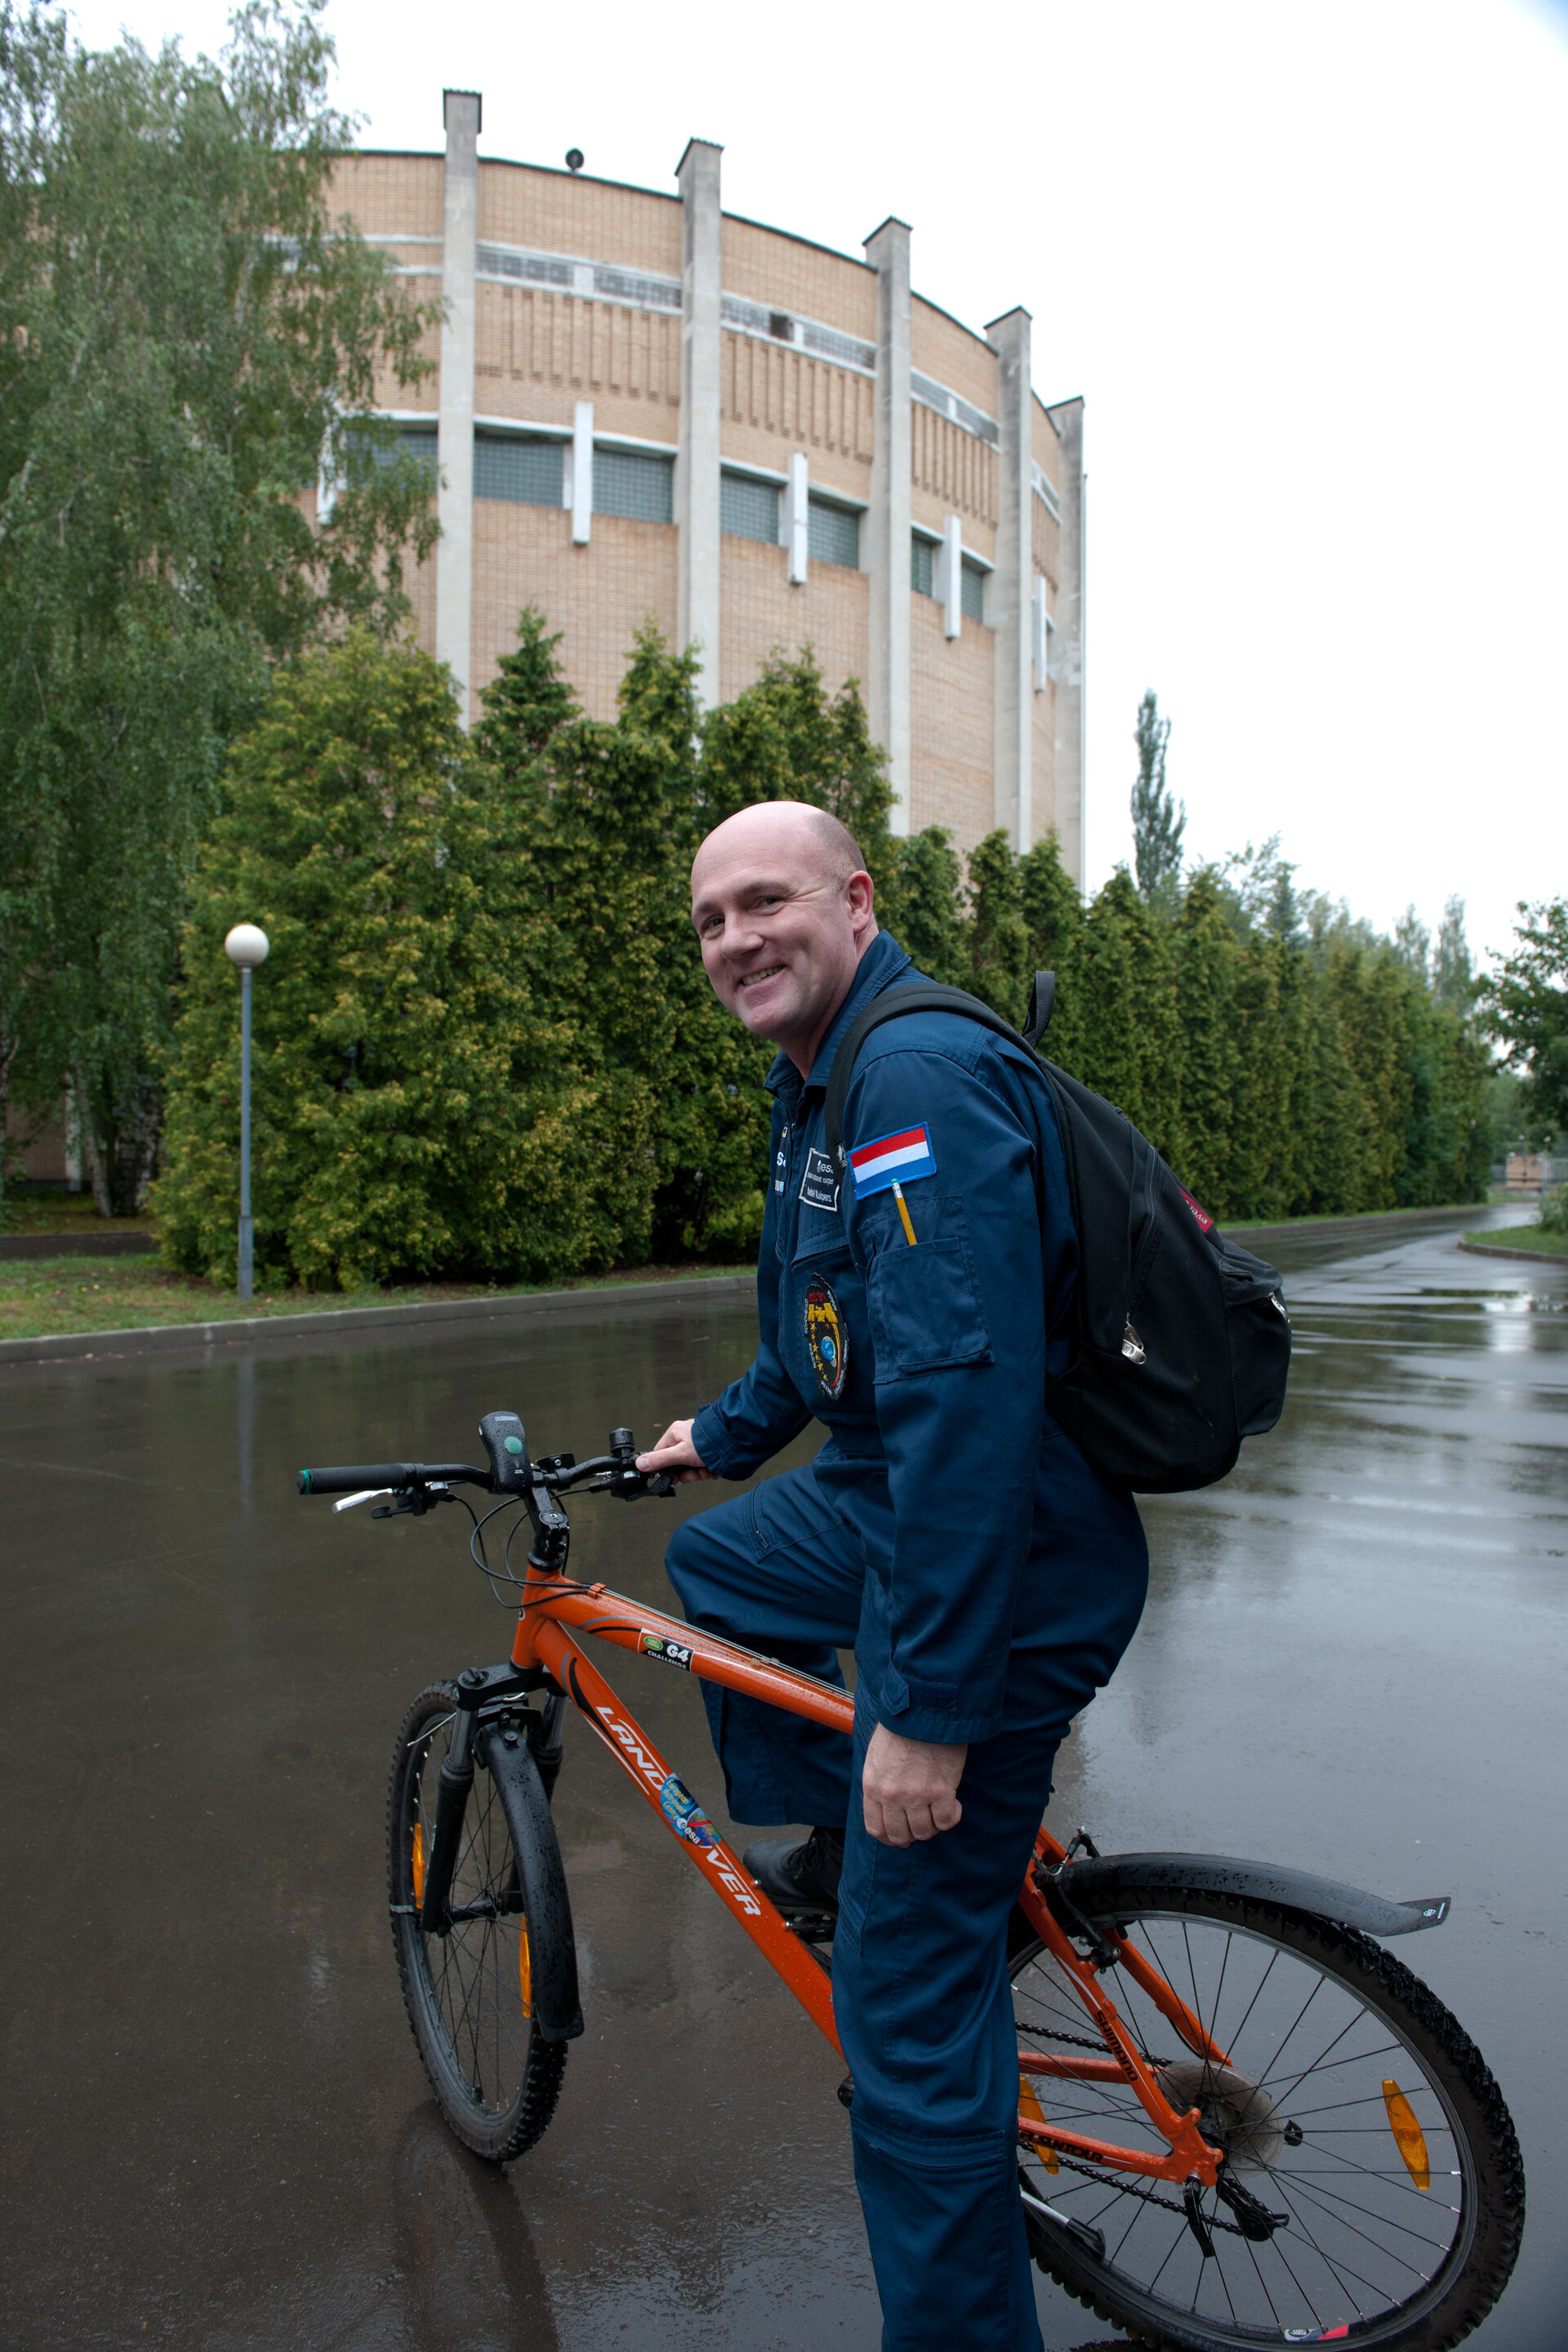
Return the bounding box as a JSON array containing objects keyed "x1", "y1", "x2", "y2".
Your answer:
[
  {"x1": 1046, "y1": 394, "x2": 1086, "y2": 889},
  {"x1": 986, "y1": 306, "x2": 1033, "y2": 849},
  {"x1": 863, "y1": 217, "x2": 912, "y2": 835},
  {"x1": 675, "y1": 139, "x2": 723, "y2": 708},
  {"x1": 437, "y1": 90, "x2": 480, "y2": 722},
  {"x1": 782, "y1": 451, "x2": 809, "y2": 584},
  {"x1": 568, "y1": 400, "x2": 594, "y2": 544},
  {"x1": 935, "y1": 513, "x2": 963, "y2": 641},
  {"x1": 1031, "y1": 574, "x2": 1051, "y2": 693}
]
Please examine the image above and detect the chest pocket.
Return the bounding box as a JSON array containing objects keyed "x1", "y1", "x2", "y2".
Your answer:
[{"x1": 864, "y1": 1195, "x2": 993, "y2": 1377}]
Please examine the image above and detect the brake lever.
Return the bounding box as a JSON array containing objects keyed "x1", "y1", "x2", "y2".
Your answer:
[
  {"x1": 585, "y1": 1467, "x2": 675, "y2": 1500},
  {"x1": 333, "y1": 1488, "x2": 394, "y2": 1514},
  {"x1": 369, "y1": 1483, "x2": 457, "y2": 1521}
]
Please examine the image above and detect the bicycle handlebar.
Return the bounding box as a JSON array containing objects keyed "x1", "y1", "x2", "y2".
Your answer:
[{"x1": 297, "y1": 1461, "x2": 491, "y2": 1496}]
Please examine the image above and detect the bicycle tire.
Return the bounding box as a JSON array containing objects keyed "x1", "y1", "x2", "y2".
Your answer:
[
  {"x1": 388, "y1": 1683, "x2": 568, "y2": 2163},
  {"x1": 1008, "y1": 1886, "x2": 1523, "y2": 2351}
]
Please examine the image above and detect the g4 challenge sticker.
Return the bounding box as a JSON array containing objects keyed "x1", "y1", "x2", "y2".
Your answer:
[
  {"x1": 657, "y1": 1772, "x2": 719, "y2": 1847},
  {"x1": 639, "y1": 1630, "x2": 694, "y2": 1671},
  {"x1": 803, "y1": 1272, "x2": 849, "y2": 1401}
]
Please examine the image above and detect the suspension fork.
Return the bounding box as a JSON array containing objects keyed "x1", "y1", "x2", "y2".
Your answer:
[{"x1": 418, "y1": 1684, "x2": 481, "y2": 1936}]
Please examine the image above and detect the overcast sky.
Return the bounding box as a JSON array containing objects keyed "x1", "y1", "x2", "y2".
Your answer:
[{"x1": 68, "y1": 0, "x2": 1568, "y2": 969}]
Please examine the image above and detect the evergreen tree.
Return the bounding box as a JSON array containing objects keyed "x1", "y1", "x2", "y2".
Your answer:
[
  {"x1": 1392, "y1": 906, "x2": 1432, "y2": 980},
  {"x1": 1170, "y1": 869, "x2": 1240, "y2": 1207},
  {"x1": 1129, "y1": 691, "x2": 1184, "y2": 911},
  {"x1": 965, "y1": 830, "x2": 1033, "y2": 1022},
  {"x1": 890, "y1": 828, "x2": 969, "y2": 988},
  {"x1": 155, "y1": 634, "x2": 597, "y2": 1289},
  {"x1": 1432, "y1": 895, "x2": 1476, "y2": 1019}
]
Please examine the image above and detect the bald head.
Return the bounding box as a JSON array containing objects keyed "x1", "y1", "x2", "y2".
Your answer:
[
  {"x1": 695, "y1": 799, "x2": 868, "y2": 887},
  {"x1": 691, "y1": 799, "x2": 879, "y2": 1073}
]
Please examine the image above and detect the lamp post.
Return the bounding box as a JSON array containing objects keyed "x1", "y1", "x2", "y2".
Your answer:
[{"x1": 224, "y1": 924, "x2": 270, "y2": 1301}]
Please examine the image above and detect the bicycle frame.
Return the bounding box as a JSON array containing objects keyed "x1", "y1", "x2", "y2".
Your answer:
[{"x1": 510, "y1": 1557, "x2": 1230, "y2": 2193}]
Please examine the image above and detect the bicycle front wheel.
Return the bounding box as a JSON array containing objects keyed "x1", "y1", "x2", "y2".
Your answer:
[
  {"x1": 388, "y1": 1684, "x2": 568, "y2": 2163},
  {"x1": 1010, "y1": 1886, "x2": 1523, "y2": 2351}
]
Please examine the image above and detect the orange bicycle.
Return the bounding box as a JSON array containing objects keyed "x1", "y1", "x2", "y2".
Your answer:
[{"x1": 300, "y1": 1412, "x2": 1524, "y2": 2351}]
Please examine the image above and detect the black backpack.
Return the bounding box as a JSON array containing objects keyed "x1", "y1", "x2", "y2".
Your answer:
[{"x1": 822, "y1": 973, "x2": 1291, "y2": 1494}]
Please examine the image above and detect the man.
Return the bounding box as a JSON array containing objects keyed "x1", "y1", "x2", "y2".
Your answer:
[{"x1": 637, "y1": 800, "x2": 1147, "y2": 2351}]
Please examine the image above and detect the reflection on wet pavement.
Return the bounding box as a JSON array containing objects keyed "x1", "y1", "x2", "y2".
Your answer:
[{"x1": 2, "y1": 1208, "x2": 1562, "y2": 2349}]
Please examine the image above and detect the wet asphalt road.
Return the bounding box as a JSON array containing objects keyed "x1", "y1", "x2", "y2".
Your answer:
[{"x1": 3, "y1": 1205, "x2": 1564, "y2": 2352}]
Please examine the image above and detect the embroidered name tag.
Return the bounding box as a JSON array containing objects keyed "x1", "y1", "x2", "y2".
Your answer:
[
  {"x1": 849, "y1": 1124, "x2": 938, "y2": 1199},
  {"x1": 798, "y1": 1147, "x2": 840, "y2": 1212}
]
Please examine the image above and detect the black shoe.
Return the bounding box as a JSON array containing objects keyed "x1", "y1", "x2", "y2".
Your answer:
[{"x1": 742, "y1": 1824, "x2": 845, "y2": 1919}]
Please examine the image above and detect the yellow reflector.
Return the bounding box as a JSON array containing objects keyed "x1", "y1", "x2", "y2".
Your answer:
[
  {"x1": 1383, "y1": 2080, "x2": 1430, "y2": 2190},
  {"x1": 412, "y1": 1822, "x2": 425, "y2": 1905},
  {"x1": 1018, "y1": 2077, "x2": 1058, "y2": 2173},
  {"x1": 519, "y1": 1920, "x2": 532, "y2": 2020}
]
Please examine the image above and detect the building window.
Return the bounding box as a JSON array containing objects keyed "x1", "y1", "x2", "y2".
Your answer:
[
  {"x1": 474, "y1": 433, "x2": 564, "y2": 507},
  {"x1": 808, "y1": 497, "x2": 859, "y2": 571},
  {"x1": 594, "y1": 445, "x2": 675, "y2": 523},
  {"x1": 960, "y1": 557, "x2": 987, "y2": 625},
  {"x1": 350, "y1": 423, "x2": 438, "y2": 480},
  {"x1": 721, "y1": 470, "x2": 781, "y2": 545},
  {"x1": 911, "y1": 533, "x2": 936, "y2": 597}
]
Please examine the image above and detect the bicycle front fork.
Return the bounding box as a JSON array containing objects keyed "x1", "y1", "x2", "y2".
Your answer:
[{"x1": 419, "y1": 1673, "x2": 568, "y2": 1935}]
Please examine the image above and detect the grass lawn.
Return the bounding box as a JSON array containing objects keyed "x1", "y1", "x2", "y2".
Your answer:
[
  {"x1": 0, "y1": 1256, "x2": 754, "y2": 1344},
  {"x1": 1462, "y1": 1223, "x2": 1568, "y2": 1258}
]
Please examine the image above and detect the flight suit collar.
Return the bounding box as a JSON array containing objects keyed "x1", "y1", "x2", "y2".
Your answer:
[{"x1": 763, "y1": 932, "x2": 915, "y2": 1107}]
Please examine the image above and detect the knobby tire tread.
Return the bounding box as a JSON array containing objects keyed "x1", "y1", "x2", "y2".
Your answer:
[
  {"x1": 1010, "y1": 1886, "x2": 1524, "y2": 2352},
  {"x1": 388, "y1": 1682, "x2": 568, "y2": 2164}
]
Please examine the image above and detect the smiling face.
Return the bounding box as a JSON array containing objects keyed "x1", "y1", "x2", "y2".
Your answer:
[{"x1": 690, "y1": 802, "x2": 878, "y2": 1073}]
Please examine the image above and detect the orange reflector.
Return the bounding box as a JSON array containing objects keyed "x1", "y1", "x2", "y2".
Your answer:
[
  {"x1": 519, "y1": 1921, "x2": 532, "y2": 2020},
  {"x1": 1382, "y1": 2080, "x2": 1430, "y2": 2190},
  {"x1": 412, "y1": 1822, "x2": 425, "y2": 1906},
  {"x1": 1018, "y1": 2077, "x2": 1058, "y2": 2173}
]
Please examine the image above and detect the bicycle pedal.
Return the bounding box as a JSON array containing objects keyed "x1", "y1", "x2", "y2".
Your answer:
[{"x1": 786, "y1": 1909, "x2": 838, "y2": 1942}]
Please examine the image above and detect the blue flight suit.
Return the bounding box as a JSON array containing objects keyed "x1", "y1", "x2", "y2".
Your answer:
[{"x1": 666, "y1": 929, "x2": 1148, "y2": 2351}]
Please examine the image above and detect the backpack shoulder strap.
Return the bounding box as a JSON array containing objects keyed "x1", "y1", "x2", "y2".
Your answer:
[{"x1": 822, "y1": 982, "x2": 1024, "y2": 1168}]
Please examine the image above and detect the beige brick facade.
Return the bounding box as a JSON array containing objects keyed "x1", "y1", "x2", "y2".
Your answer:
[{"x1": 331, "y1": 127, "x2": 1084, "y2": 873}]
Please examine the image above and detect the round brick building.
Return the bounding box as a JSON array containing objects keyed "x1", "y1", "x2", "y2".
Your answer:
[{"x1": 331, "y1": 92, "x2": 1085, "y2": 874}]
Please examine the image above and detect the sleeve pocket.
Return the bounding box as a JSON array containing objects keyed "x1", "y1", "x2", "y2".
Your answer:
[{"x1": 868, "y1": 1238, "x2": 992, "y2": 1375}]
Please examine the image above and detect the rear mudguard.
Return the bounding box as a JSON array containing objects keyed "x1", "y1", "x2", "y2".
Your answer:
[
  {"x1": 1049, "y1": 1852, "x2": 1450, "y2": 1938},
  {"x1": 480, "y1": 1728, "x2": 585, "y2": 2041}
]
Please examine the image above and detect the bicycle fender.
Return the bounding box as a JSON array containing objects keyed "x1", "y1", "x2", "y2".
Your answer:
[
  {"x1": 1054, "y1": 1852, "x2": 1450, "y2": 1938},
  {"x1": 480, "y1": 1731, "x2": 586, "y2": 2040}
]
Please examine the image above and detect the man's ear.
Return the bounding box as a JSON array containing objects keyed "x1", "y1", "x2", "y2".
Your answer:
[{"x1": 847, "y1": 870, "x2": 875, "y2": 936}]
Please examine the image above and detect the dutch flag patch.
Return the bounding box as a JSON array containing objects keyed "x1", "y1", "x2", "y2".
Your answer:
[{"x1": 849, "y1": 1124, "x2": 938, "y2": 1198}]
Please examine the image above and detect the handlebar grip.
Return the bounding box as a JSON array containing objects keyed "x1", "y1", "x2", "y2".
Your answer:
[{"x1": 298, "y1": 1463, "x2": 420, "y2": 1496}]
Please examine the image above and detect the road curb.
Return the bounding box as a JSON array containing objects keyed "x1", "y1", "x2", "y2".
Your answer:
[
  {"x1": 0, "y1": 1272, "x2": 756, "y2": 1369},
  {"x1": 1456, "y1": 1238, "x2": 1568, "y2": 1267}
]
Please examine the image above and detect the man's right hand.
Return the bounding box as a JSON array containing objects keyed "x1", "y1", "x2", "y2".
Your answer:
[{"x1": 635, "y1": 1419, "x2": 715, "y2": 1483}]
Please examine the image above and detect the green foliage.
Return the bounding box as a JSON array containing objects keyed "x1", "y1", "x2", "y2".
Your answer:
[
  {"x1": 1481, "y1": 897, "x2": 1568, "y2": 1139},
  {"x1": 0, "y1": 0, "x2": 440, "y2": 1214},
  {"x1": 155, "y1": 634, "x2": 599, "y2": 1290},
  {"x1": 158, "y1": 615, "x2": 1496, "y2": 1286},
  {"x1": 1539, "y1": 1185, "x2": 1568, "y2": 1236},
  {"x1": 1129, "y1": 690, "x2": 1183, "y2": 912}
]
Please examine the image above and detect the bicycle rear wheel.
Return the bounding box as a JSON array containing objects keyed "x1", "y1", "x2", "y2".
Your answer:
[
  {"x1": 1009, "y1": 1886, "x2": 1523, "y2": 2350},
  {"x1": 389, "y1": 1684, "x2": 568, "y2": 2163}
]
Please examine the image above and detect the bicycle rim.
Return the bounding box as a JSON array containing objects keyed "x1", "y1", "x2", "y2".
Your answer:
[{"x1": 1011, "y1": 1896, "x2": 1510, "y2": 2349}]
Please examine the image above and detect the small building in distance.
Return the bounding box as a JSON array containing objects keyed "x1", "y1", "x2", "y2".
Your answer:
[{"x1": 329, "y1": 92, "x2": 1085, "y2": 873}]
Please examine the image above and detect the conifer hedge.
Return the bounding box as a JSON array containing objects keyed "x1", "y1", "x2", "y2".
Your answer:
[{"x1": 156, "y1": 619, "x2": 1490, "y2": 1289}]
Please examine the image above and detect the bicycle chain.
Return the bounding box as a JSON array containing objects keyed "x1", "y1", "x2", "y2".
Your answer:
[{"x1": 1024, "y1": 2149, "x2": 1281, "y2": 2241}]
